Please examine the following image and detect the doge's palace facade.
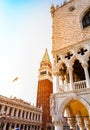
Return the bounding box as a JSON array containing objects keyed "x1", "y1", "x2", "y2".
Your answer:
[{"x1": 50, "y1": 0, "x2": 90, "y2": 130}]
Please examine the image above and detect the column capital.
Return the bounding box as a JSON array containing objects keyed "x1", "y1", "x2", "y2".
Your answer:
[
  {"x1": 50, "y1": 4, "x2": 55, "y2": 17},
  {"x1": 68, "y1": 118, "x2": 76, "y2": 129},
  {"x1": 84, "y1": 117, "x2": 90, "y2": 130},
  {"x1": 82, "y1": 63, "x2": 88, "y2": 68},
  {"x1": 67, "y1": 66, "x2": 73, "y2": 72},
  {"x1": 54, "y1": 120, "x2": 63, "y2": 126},
  {"x1": 76, "y1": 116, "x2": 84, "y2": 130}
]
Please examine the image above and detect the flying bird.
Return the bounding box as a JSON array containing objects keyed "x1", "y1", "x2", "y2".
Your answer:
[{"x1": 12, "y1": 77, "x2": 19, "y2": 82}]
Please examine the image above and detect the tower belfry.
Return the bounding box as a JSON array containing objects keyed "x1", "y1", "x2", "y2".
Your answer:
[
  {"x1": 36, "y1": 49, "x2": 53, "y2": 130},
  {"x1": 38, "y1": 48, "x2": 52, "y2": 82}
]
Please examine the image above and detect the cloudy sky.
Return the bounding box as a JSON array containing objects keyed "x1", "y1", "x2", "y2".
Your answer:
[{"x1": 0, "y1": 0, "x2": 64, "y2": 105}]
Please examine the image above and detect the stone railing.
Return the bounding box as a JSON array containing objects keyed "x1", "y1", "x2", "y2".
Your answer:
[
  {"x1": 58, "y1": 80, "x2": 87, "y2": 92},
  {"x1": 74, "y1": 80, "x2": 87, "y2": 91}
]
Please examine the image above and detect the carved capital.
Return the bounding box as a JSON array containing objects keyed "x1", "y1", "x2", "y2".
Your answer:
[
  {"x1": 84, "y1": 117, "x2": 90, "y2": 129},
  {"x1": 82, "y1": 63, "x2": 88, "y2": 68},
  {"x1": 53, "y1": 120, "x2": 63, "y2": 126}
]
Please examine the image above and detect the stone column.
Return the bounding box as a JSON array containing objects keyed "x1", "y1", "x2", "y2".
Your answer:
[
  {"x1": 6, "y1": 107, "x2": 10, "y2": 115},
  {"x1": 31, "y1": 113, "x2": 33, "y2": 120},
  {"x1": 3, "y1": 123, "x2": 7, "y2": 130},
  {"x1": 56, "y1": 76, "x2": 59, "y2": 92},
  {"x1": 54, "y1": 121, "x2": 63, "y2": 130},
  {"x1": 19, "y1": 124, "x2": 21, "y2": 130},
  {"x1": 55, "y1": 125, "x2": 63, "y2": 130},
  {"x1": 83, "y1": 64, "x2": 90, "y2": 88},
  {"x1": 77, "y1": 123, "x2": 85, "y2": 130},
  {"x1": 16, "y1": 109, "x2": 19, "y2": 117},
  {"x1": 14, "y1": 124, "x2": 17, "y2": 129},
  {"x1": 39, "y1": 126, "x2": 42, "y2": 130},
  {"x1": 26, "y1": 125, "x2": 29, "y2": 130},
  {"x1": 11, "y1": 108, "x2": 15, "y2": 117},
  {"x1": 68, "y1": 118, "x2": 76, "y2": 130},
  {"x1": 76, "y1": 115, "x2": 84, "y2": 130},
  {"x1": 9, "y1": 123, "x2": 12, "y2": 130},
  {"x1": 24, "y1": 111, "x2": 26, "y2": 119},
  {"x1": 28, "y1": 112, "x2": 30, "y2": 119},
  {"x1": 84, "y1": 117, "x2": 90, "y2": 130},
  {"x1": 23, "y1": 125, "x2": 25, "y2": 130},
  {"x1": 68, "y1": 67, "x2": 73, "y2": 91},
  {"x1": 20, "y1": 110, "x2": 23, "y2": 118},
  {"x1": 60, "y1": 75, "x2": 64, "y2": 85},
  {"x1": 40, "y1": 114, "x2": 42, "y2": 122},
  {"x1": 1, "y1": 105, "x2": 5, "y2": 113}
]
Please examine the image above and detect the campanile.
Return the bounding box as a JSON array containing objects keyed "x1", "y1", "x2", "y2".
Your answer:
[{"x1": 36, "y1": 49, "x2": 53, "y2": 130}]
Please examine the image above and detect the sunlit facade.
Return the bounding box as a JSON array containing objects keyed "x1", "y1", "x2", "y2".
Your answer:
[
  {"x1": 50, "y1": 0, "x2": 90, "y2": 130},
  {"x1": 0, "y1": 95, "x2": 42, "y2": 130}
]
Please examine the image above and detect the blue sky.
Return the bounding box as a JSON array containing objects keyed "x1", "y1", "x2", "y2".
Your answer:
[{"x1": 0, "y1": 0, "x2": 64, "y2": 105}]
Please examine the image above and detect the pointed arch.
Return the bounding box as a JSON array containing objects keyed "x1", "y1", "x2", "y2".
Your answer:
[
  {"x1": 73, "y1": 59, "x2": 85, "y2": 81},
  {"x1": 59, "y1": 96, "x2": 90, "y2": 117}
]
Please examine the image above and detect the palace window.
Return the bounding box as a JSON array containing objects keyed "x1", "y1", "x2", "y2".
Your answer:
[{"x1": 82, "y1": 10, "x2": 90, "y2": 28}]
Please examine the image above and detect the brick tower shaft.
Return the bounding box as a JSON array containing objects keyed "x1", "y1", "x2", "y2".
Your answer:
[{"x1": 36, "y1": 49, "x2": 53, "y2": 130}]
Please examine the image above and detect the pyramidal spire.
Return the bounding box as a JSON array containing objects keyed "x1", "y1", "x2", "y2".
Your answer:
[{"x1": 41, "y1": 48, "x2": 51, "y2": 63}]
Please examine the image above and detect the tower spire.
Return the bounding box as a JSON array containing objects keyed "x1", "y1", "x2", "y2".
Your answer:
[{"x1": 41, "y1": 48, "x2": 51, "y2": 63}]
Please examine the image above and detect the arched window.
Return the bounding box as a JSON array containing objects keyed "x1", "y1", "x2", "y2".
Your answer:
[{"x1": 82, "y1": 10, "x2": 90, "y2": 28}]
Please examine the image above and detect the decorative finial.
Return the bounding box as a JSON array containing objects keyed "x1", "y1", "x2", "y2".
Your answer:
[
  {"x1": 50, "y1": 4, "x2": 55, "y2": 17},
  {"x1": 63, "y1": 0, "x2": 67, "y2": 5},
  {"x1": 56, "y1": 5, "x2": 59, "y2": 9}
]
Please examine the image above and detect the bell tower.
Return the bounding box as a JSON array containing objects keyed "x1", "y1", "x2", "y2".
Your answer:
[{"x1": 36, "y1": 49, "x2": 53, "y2": 130}]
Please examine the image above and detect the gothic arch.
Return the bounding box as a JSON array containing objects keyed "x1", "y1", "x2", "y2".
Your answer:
[
  {"x1": 73, "y1": 59, "x2": 85, "y2": 81},
  {"x1": 68, "y1": 55, "x2": 76, "y2": 66},
  {"x1": 59, "y1": 95, "x2": 90, "y2": 117}
]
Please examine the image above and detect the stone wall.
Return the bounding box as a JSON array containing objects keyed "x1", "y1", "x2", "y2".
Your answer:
[{"x1": 52, "y1": 0, "x2": 90, "y2": 52}]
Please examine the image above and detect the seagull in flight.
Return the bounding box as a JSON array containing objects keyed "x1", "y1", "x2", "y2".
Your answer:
[{"x1": 12, "y1": 77, "x2": 19, "y2": 82}]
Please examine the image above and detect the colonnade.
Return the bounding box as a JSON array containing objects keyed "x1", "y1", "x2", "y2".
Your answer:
[
  {"x1": 3, "y1": 122, "x2": 41, "y2": 130},
  {"x1": 56, "y1": 63, "x2": 90, "y2": 92},
  {"x1": 0, "y1": 105, "x2": 42, "y2": 121},
  {"x1": 55, "y1": 116, "x2": 90, "y2": 130},
  {"x1": 0, "y1": 96, "x2": 42, "y2": 130},
  {"x1": 51, "y1": 45, "x2": 90, "y2": 130}
]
